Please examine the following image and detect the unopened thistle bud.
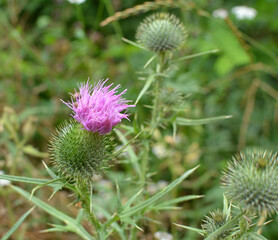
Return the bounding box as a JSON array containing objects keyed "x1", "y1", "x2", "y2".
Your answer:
[
  {"x1": 49, "y1": 120, "x2": 114, "y2": 182},
  {"x1": 222, "y1": 148, "x2": 278, "y2": 215},
  {"x1": 201, "y1": 209, "x2": 232, "y2": 239},
  {"x1": 50, "y1": 79, "x2": 134, "y2": 182},
  {"x1": 136, "y1": 13, "x2": 187, "y2": 53}
]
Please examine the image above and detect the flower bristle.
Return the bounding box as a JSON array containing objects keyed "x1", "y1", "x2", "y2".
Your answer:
[
  {"x1": 62, "y1": 79, "x2": 134, "y2": 135},
  {"x1": 222, "y1": 148, "x2": 278, "y2": 215},
  {"x1": 136, "y1": 12, "x2": 187, "y2": 52},
  {"x1": 49, "y1": 120, "x2": 114, "y2": 182}
]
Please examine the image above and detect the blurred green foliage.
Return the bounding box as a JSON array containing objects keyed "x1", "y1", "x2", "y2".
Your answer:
[{"x1": 0, "y1": 0, "x2": 277, "y2": 239}]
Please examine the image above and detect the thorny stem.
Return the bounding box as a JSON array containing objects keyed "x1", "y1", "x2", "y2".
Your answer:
[
  {"x1": 140, "y1": 52, "x2": 166, "y2": 187},
  {"x1": 150, "y1": 52, "x2": 166, "y2": 134},
  {"x1": 77, "y1": 182, "x2": 104, "y2": 239}
]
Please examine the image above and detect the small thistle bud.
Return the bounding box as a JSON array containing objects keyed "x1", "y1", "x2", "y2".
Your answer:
[
  {"x1": 222, "y1": 148, "x2": 278, "y2": 215},
  {"x1": 201, "y1": 209, "x2": 232, "y2": 239},
  {"x1": 49, "y1": 120, "x2": 114, "y2": 182},
  {"x1": 136, "y1": 12, "x2": 187, "y2": 52},
  {"x1": 159, "y1": 87, "x2": 184, "y2": 107}
]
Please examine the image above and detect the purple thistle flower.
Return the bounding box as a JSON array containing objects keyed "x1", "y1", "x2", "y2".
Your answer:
[{"x1": 62, "y1": 79, "x2": 134, "y2": 135}]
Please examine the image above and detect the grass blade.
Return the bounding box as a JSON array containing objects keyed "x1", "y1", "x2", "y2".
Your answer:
[
  {"x1": 11, "y1": 186, "x2": 93, "y2": 240},
  {"x1": 1, "y1": 207, "x2": 35, "y2": 240}
]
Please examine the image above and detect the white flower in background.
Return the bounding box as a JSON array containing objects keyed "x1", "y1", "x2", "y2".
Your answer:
[
  {"x1": 67, "y1": 0, "x2": 86, "y2": 4},
  {"x1": 152, "y1": 144, "x2": 167, "y2": 158},
  {"x1": 231, "y1": 6, "x2": 257, "y2": 20},
  {"x1": 212, "y1": 9, "x2": 228, "y2": 19},
  {"x1": 0, "y1": 171, "x2": 10, "y2": 186},
  {"x1": 154, "y1": 231, "x2": 173, "y2": 240},
  {"x1": 157, "y1": 180, "x2": 168, "y2": 190}
]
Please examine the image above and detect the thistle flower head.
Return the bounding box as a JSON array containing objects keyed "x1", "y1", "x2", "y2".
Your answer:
[
  {"x1": 49, "y1": 120, "x2": 114, "y2": 182},
  {"x1": 62, "y1": 79, "x2": 134, "y2": 135},
  {"x1": 222, "y1": 148, "x2": 278, "y2": 215},
  {"x1": 136, "y1": 12, "x2": 187, "y2": 52},
  {"x1": 201, "y1": 209, "x2": 232, "y2": 239}
]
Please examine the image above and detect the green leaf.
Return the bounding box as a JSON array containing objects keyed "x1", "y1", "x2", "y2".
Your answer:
[
  {"x1": 135, "y1": 74, "x2": 155, "y2": 105},
  {"x1": 0, "y1": 174, "x2": 56, "y2": 186},
  {"x1": 143, "y1": 55, "x2": 156, "y2": 69},
  {"x1": 243, "y1": 232, "x2": 268, "y2": 240},
  {"x1": 153, "y1": 195, "x2": 203, "y2": 211},
  {"x1": 175, "y1": 115, "x2": 232, "y2": 126},
  {"x1": 122, "y1": 37, "x2": 147, "y2": 51},
  {"x1": 42, "y1": 161, "x2": 58, "y2": 179},
  {"x1": 171, "y1": 49, "x2": 219, "y2": 63},
  {"x1": 122, "y1": 188, "x2": 144, "y2": 210},
  {"x1": 110, "y1": 131, "x2": 141, "y2": 160},
  {"x1": 93, "y1": 204, "x2": 125, "y2": 240},
  {"x1": 22, "y1": 145, "x2": 48, "y2": 158},
  {"x1": 30, "y1": 178, "x2": 65, "y2": 200},
  {"x1": 173, "y1": 223, "x2": 205, "y2": 235},
  {"x1": 115, "y1": 130, "x2": 141, "y2": 176},
  {"x1": 120, "y1": 166, "x2": 199, "y2": 218},
  {"x1": 1, "y1": 207, "x2": 35, "y2": 240},
  {"x1": 11, "y1": 186, "x2": 94, "y2": 240}
]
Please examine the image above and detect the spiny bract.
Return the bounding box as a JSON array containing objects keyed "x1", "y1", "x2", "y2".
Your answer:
[
  {"x1": 222, "y1": 148, "x2": 278, "y2": 215},
  {"x1": 49, "y1": 120, "x2": 114, "y2": 182},
  {"x1": 201, "y1": 209, "x2": 232, "y2": 239},
  {"x1": 136, "y1": 12, "x2": 187, "y2": 52}
]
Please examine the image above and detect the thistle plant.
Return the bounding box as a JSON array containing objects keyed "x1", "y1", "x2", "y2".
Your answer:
[
  {"x1": 136, "y1": 12, "x2": 187, "y2": 52},
  {"x1": 50, "y1": 80, "x2": 133, "y2": 183},
  {"x1": 0, "y1": 9, "x2": 239, "y2": 240},
  {"x1": 179, "y1": 149, "x2": 278, "y2": 239},
  {"x1": 222, "y1": 148, "x2": 278, "y2": 215},
  {"x1": 202, "y1": 209, "x2": 233, "y2": 239}
]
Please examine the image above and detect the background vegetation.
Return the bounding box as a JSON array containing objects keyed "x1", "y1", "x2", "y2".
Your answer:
[{"x1": 0, "y1": 0, "x2": 277, "y2": 239}]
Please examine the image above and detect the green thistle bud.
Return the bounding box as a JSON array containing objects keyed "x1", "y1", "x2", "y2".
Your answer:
[
  {"x1": 136, "y1": 12, "x2": 187, "y2": 52},
  {"x1": 222, "y1": 148, "x2": 278, "y2": 215},
  {"x1": 159, "y1": 87, "x2": 184, "y2": 107},
  {"x1": 49, "y1": 120, "x2": 114, "y2": 182},
  {"x1": 202, "y1": 209, "x2": 232, "y2": 239}
]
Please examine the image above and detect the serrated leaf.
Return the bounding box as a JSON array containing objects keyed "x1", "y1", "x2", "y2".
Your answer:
[
  {"x1": 30, "y1": 178, "x2": 65, "y2": 201},
  {"x1": 1, "y1": 207, "x2": 35, "y2": 240},
  {"x1": 120, "y1": 166, "x2": 199, "y2": 218}
]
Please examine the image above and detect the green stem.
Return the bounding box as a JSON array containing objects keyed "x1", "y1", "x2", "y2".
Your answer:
[
  {"x1": 140, "y1": 140, "x2": 150, "y2": 188},
  {"x1": 150, "y1": 52, "x2": 166, "y2": 134},
  {"x1": 77, "y1": 182, "x2": 104, "y2": 239},
  {"x1": 139, "y1": 52, "x2": 167, "y2": 188}
]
